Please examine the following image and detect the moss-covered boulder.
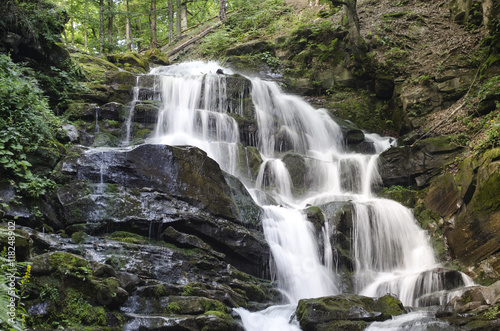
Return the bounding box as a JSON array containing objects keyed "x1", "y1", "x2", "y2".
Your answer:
[
  {"x1": 143, "y1": 48, "x2": 170, "y2": 65},
  {"x1": 296, "y1": 294, "x2": 405, "y2": 331},
  {"x1": 107, "y1": 52, "x2": 149, "y2": 73}
]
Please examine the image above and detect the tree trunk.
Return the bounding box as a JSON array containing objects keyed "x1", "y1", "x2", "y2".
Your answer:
[
  {"x1": 108, "y1": 0, "x2": 114, "y2": 53},
  {"x1": 181, "y1": 2, "x2": 188, "y2": 31},
  {"x1": 125, "y1": 0, "x2": 132, "y2": 51},
  {"x1": 330, "y1": 0, "x2": 361, "y2": 49},
  {"x1": 99, "y1": 0, "x2": 104, "y2": 53},
  {"x1": 151, "y1": 0, "x2": 157, "y2": 48},
  {"x1": 84, "y1": 20, "x2": 88, "y2": 52},
  {"x1": 70, "y1": 17, "x2": 75, "y2": 47},
  {"x1": 84, "y1": 1, "x2": 88, "y2": 52},
  {"x1": 219, "y1": 0, "x2": 226, "y2": 22},
  {"x1": 345, "y1": 0, "x2": 361, "y2": 48},
  {"x1": 168, "y1": 0, "x2": 174, "y2": 42},
  {"x1": 176, "y1": 0, "x2": 182, "y2": 37}
]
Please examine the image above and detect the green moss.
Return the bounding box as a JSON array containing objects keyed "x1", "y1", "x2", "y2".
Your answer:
[
  {"x1": 27, "y1": 288, "x2": 112, "y2": 329},
  {"x1": 202, "y1": 299, "x2": 228, "y2": 313},
  {"x1": 70, "y1": 53, "x2": 120, "y2": 83},
  {"x1": 380, "y1": 185, "x2": 417, "y2": 208},
  {"x1": 106, "y1": 231, "x2": 148, "y2": 244},
  {"x1": 71, "y1": 231, "x2": 87, "y2": 244},
  {"x1": 166, "y1": 302, "x2": 181, "y2": 314}
]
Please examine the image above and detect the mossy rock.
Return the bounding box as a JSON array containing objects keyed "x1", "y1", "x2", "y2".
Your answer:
[
  {"x1": 70, "y1": 53, "x2": 120, "y2": 83},
  {"x1": 143, "y1": 49, "x2": 170, "y2": 65},
  {"x1": 107, "y1": 52, "x2": 149, "y2": 73},
  {"x1": 296, "y1": 294, "x2": 405, "y2": 331},
  {"x1": 71, "y1": 231, "x2": 87, "y2": 244},
  {"x1": 30, "y1": 252, "x2": 94, "y2": 290},
  {"x1": 305, "y1": 206, "x2": 325, "y2": 232},
  {"x1": 166, "y1": 296, "x2": 229, "y2": 315},
  {"x1": 92, "y1": 131, "x2": 121, "y2": 147},
  {"x1": 64, "y1": 102, "x2": 99, "y2": 121}
]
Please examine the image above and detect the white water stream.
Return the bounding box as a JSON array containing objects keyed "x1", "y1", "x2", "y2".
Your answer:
[{"x1": 144, "y1": 61, "x2": 472, "y2": 330}]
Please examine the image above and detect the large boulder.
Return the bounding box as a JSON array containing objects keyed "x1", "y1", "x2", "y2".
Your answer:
[
  {"x1": 58, "y1": 144, "x2": 238, "y2": 219},
  {"x1": 296, "y1": 294, "x2": 406, "y2": 331},
  {"x1": 53, "y1": 144, "x2": 269, "y2": 278}
]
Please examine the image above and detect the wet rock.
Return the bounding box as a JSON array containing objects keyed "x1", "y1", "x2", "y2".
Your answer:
[
  {"x1": 57, "y1": 144, "x2": 238, "y2": 219},
  {"x1": 162, "y1": 226, "x2": 222, "y2": 259},
  {"x1": 237, "y1": 145, "x2": 263, "y2": 181},
  {"x1": 304, "y1": 205, "x2": 325, "y2": 233},
  {"x1": 296, "y1": 294, "x2": 405, "y2": 331},
  {"x1": 54, "y1": 144, "x2": 269, "y2": 277},
  {"x1": 379, "y1": 135, "x2": 463, "y2": 187},
  {"x1": 132, "y1": 102, "x2": 160, "y2": 124},
  {"x1": 223, "y1": 173, "x2": 263, "y2": 229},
  {"x1": 282, "y1": 153, "x2": 306, "y2": 192}
]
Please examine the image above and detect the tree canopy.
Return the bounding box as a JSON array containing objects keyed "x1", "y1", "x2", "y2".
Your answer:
[{"x1": 45, "y1": 0, "x2": 240, "y2": 54}]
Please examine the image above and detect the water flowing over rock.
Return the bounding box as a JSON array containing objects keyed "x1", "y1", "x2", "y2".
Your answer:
[
  {"x1": 21, "y1": 60, "x2": 485, "y2": 330},
  {"x1": 54, "y1": 143, "x2": 268, "y2": 278}
]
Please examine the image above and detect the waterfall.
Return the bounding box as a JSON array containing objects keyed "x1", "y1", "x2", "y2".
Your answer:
[{"x1": 144, "y1": 61, "x2": 472, "y2": 329}]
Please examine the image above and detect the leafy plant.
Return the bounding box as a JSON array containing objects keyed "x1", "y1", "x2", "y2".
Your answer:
[
  {"x1": 0, "y1": 247, "x2": 30, "y2": 331},
  {"x1": 0, "y1": 54, "x2": 61, "y2": 198}
]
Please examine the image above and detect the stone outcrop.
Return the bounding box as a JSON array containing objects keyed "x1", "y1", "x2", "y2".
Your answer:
[{"x1": 379, "y1": 135, "x2": 464, "y2": 187}]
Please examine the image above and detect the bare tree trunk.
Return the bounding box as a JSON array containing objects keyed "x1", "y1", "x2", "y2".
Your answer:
[
  {"x1": 108, "y1": 0, "x2": 114, "y2": 53},
  {"x1": 125, "y1": 0, "x2": 132, "y2": 51},
  {"x1": 219, "y1": 0, "x2": 226, "y2": 22},
  {"x1": 176, "y1": 0, "x2": 181, "y2": 37},
  {"x1": 84, "y1": 21, "x2": 88, "y2": 52},
  {"x1": 99, "y1": 0, "x2": 104, "y2": 53},
  {"x1": 168, "y1": 0, "x2": 174, "y2": 42},
  {"x1": 181, "y1": 2, "x2": 188, "y2": 31},
  {"x1": 84, "y1": 1, "x2": 88, "y2": 52},
  {"x1": 151, "y1": 0, "x2": 157, "y2": 48},
  {"x1": 70, "y1": 17, "x2": 75, "y2": 47}
]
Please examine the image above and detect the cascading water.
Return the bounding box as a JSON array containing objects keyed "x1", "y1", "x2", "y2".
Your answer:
[{"x1": 144, "y1": 61, "x2": 472, "y2": 330}]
